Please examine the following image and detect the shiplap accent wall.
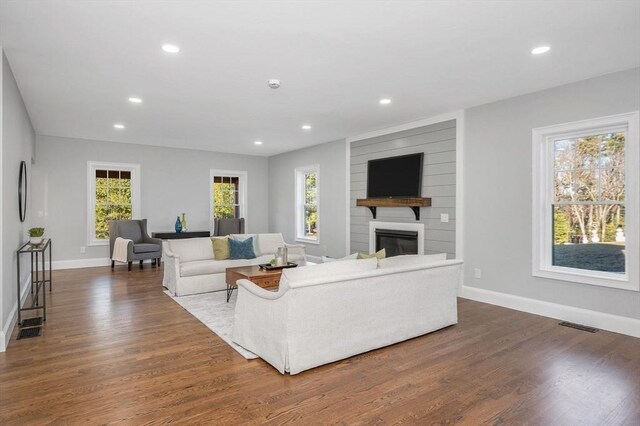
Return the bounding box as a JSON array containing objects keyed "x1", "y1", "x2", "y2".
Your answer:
[{"x1": 350, "y1": 119, "x2": 456, "y2": 258}]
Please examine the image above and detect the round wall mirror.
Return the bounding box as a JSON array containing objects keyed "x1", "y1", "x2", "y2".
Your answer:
[{"x1": 18, "y1": 160, "x2": 27, "y2": 222}]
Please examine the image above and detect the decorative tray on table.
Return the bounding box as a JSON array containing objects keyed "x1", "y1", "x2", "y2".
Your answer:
[{"x1": 258, "y1": 262, "x2": 298, "y2": 271}]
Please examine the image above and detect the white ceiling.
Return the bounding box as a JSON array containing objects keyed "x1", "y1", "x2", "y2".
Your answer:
[{"x1": 1, "y1": 1, "x2": 639, "y2": 156}]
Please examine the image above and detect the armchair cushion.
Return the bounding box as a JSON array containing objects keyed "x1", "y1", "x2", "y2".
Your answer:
[
  {"x1": 118, "y1": 221, "x2": 143, "y2": 243},
  {"x1": 133, "y1": 243, "x2": 161, "y2": 254}
]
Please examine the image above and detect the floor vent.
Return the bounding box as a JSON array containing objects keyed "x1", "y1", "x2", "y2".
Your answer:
[
  {"x1": 17, "y1": 327, "x2": 42, "y2": 340},
  {"x1": 559, "y1": 321, "x2": 598, "y2": 333},
  {"x1": 21, "y1": 317, "x2": 43, "y2": 328}
]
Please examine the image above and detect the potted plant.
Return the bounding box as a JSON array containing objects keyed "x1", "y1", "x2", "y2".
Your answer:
[{"x1": 28, "y1": 227, "x2": 45, "y2": 245}]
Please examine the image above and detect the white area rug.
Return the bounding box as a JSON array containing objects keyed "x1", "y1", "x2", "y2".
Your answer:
[{"x1": 163, "y1": 290, "x2": 258, "y2": 359}]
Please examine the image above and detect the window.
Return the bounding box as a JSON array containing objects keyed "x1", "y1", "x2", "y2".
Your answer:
[
  {"x1": 210, "y1": 169, "x2": 247, "y2": 223},
  {"x1": 295, "y1": 165, "x2": 319, "y2": 243},
  {"x1": 87, "y1": 162, "x2": 140, "y2": 245},
  {"x1": 532, "y1": 112, "x2": 638, "y2": 290}
]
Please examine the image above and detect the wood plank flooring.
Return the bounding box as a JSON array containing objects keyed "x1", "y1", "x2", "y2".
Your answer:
[{"x1": 1, "y1": 265, "x2": 639, "y2": 425}]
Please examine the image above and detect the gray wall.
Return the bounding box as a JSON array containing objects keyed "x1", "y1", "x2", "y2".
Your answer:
[
  {"x1": 33, "y1": 135, "x2": 269, "y2": 262},
  {"x1": 464, "y1": 67, "x2": 640, "y2": 319},
  {"x1": 268, "y1": 139, "x2": 347, "y2": 258},
  {"x1": 350, "y1": 120, "x2": 456, "y2": 257},
  {"x1": 1, "y1": 50, "x2": 35, "y2": 341}
]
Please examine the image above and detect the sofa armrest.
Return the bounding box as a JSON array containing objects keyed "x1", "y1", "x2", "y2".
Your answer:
[
  {"x1": 232, "y1": 280, "x2": 288, "y2": 373},
  {"x1": 236, "y1": 279, "x2": 286, "y2": 300},
  {"x1": 284, "y1": 243, "x2": 306, "y2": 259},
  {"x1": 163, "y1": 249, "x2": 181, "y2": 295},
  {"x1": 144, "y1": 236, "x2": 163, "y2": 246}
]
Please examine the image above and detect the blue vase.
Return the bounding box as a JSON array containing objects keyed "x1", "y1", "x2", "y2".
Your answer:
[{"x1": 175, "y1": 216, "x2": 182, "y2": 233}]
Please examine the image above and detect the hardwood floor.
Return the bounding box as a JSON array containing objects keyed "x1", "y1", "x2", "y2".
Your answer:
[{"x1": 1, "y1": 266, "x2": 639, "y2": 425}]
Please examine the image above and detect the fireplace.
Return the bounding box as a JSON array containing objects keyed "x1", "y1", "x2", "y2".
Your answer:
[
  {"x1": 375, "y1": 229, "x2": 419, "y2": 257},
  {"x1": 369, "y1": 221, "x2": 424, "y2": 256}
]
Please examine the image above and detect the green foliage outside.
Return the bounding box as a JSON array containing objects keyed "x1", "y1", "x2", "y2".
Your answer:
[
  {"x1": 304, "y1": 172, "x2": 317, "y2": 237},
  {"x1": 95, "y1": 176, "x2": 132, "y2": 239},
  {"x1": 553, "y1": 132, "x2": 625, "y2": 245},
  {"x1": 213, "y1": 182, "x2": 238, "y2": 219}
]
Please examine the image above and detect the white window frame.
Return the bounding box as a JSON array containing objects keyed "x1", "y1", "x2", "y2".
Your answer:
[
  {"x1": 87, "y1": 161, "x2": 141, "y2": 246},
  {"x1": 210, "y1": 169, "x2": 247, "y2": 231},
  {"x1": 295, "y1": 164, "x2": 320, "y2": 244},
  {"x1": 532, "y1": 112, "x2": 639, "y2": 291}
]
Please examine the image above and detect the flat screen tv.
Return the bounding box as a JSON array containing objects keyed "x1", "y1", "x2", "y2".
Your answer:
[{"x1": 367, "y1": 153, "x2": 423, "y2": 198}]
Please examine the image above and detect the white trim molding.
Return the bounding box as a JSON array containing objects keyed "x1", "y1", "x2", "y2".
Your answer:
[
  {"x1": 294, "y1": 164, "x2": 320, "y2": 244},
  {"x1": 87, "y1": 161, "x2": 141, "y2": 246},
  {"x1": 460, "y1": 285, "x2": 640, "y2": 338},
  {"x1": 210, "y1": 169, "x2": 248, "y2": 232},
  {"x1": 532, "y1": 111, "x2": 639, "y2": 291},
  {"x1": 47, "y1": 257, "x2": 111, "y2": 270},
  {"x1": 1, "y1": 273, "x2": 32, "y2": 352}
]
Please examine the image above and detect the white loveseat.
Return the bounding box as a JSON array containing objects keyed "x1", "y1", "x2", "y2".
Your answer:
[
  {"x1": 163, "y1": 233, "x2": 305, "y2": 296},
  {"x1": 232, "y1": 255, "x2": 463, "y2": 375}
]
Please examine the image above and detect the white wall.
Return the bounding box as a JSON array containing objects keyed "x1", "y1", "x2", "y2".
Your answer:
[
  {"x1": 464, "y1": 67, "x2": 640, "y2": 320},
  {"x1": 1, "y1": 50, "x2": 35, "y2": 351},
  {"x1": 268, "y1": 139, "x2": 347, "y2": 259},
  {"x1": 33, "y1": 135, "x2": 269, "y2": 264}
]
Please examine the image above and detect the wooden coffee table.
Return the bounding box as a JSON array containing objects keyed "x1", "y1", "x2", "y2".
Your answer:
[{"x1": 225, "y1": 265, "x2": 285, "y2": 302}]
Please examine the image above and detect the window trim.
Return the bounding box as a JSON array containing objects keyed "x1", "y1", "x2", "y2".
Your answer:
[
  {"x1": 532, "y1": 112, "x2": 639, "y2": 291},
  {"x1": 294, "y1": 164, "x2": 320, "y2": 244},
  {"x1": 87, "y1": 161, "x2": 141, "y2": 246},
  {"x1": 210, "y1": 169, "x2": 247, "y2": 231}
]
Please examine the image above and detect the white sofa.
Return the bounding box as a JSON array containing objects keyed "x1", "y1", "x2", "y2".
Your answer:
[
  {"x1": 232, "y1": 255, "x2": 463, "y2": 375},
  {"x1": 163, "y1": 233, "x2": 305, "y2": 296}
]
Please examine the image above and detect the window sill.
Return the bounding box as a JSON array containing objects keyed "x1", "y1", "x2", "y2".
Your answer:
[
  {"x1": 533, "y1": 267, "x2": 638, "y2": 292},
  {"x1": 88, "y1": 240, "x2": 109, "y2": 247},
  {"x1": 295, "y1": 237, "x2": 319, "y2": 245}
]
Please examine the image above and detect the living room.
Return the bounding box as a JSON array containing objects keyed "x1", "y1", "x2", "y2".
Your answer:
[{"x1": 1, "y1": 1, "x2": 639, "y2": 424}]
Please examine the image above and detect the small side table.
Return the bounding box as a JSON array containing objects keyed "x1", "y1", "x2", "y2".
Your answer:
[{"x1": 16, "y1": 239, "x2": 52, "y2": 338}]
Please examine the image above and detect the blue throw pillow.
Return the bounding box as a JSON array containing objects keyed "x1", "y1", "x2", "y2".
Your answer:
[{"x1": 229, "y1": 236, "x2": 256, "y2": 259}]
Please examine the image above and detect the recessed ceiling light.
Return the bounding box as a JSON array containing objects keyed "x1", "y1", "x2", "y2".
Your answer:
[
  {"x1": 254, "y1": 140, "x2": 263, "y2": 145},
  {"x1": 301, "y1": 124, "x2": 312, "y2": 130},
  {"x1": 113, "y1": 123, "x2": 125, "y2": 129},
  {"x1": 128, "y1": 97, "x2": 142, "y2": 103},
  {"x1": 379, "y1": 98, "x2": 392, "y2": 105},
  {"x1": 162, "y1": 44, "x2": 180, "y2": 53},
  {"x1": 531, "y1": 45, "x2": 551, "y2": 55}
]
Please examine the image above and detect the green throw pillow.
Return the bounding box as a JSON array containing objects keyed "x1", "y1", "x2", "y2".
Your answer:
[
  {"x1": 357, "y1": 248, "x2": 386, "y2": 260},
  {"x1": 211, "y1": 237, "x2": 230, "y2": 260}
]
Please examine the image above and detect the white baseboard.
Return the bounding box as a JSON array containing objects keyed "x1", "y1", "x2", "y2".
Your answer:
[
  {"x1": 47, "y1": 257, "x2": 111, "y2": 270},
  {"x1": 460, "y1": 285, "x2": 640, "y2": 338},
  {"x1": 1, "y1": 273, "x2": 33, "y2": 352}
]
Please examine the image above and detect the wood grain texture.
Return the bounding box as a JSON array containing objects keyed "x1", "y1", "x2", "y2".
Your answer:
[
  {"x1": 1, "y1": 266, "x2": 639, "y2": 425},
  {"x1": 356, "y1": 197, "x2": 432, "y2": 208}
]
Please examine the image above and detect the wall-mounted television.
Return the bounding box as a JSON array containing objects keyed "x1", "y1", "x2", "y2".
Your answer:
[{"x1": 366, "y1": 153, "x2": 424, "y2": 198}]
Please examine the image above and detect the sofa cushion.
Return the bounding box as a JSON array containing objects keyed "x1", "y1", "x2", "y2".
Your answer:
[
  {"x1": 229, "y1": 237, "x2": 256, "y2": 259},
  {"x1": 133, "y1": 243, "x2": 160, "y2": 254},
  {"x1": 378, "y1": 253, "x2": 447, "y2": 269},
  {"x1": 180, "y1": 255, "x2": 271, "y2": 277},
  {"x1": 281, "y1": 258, "x2": 378, "y2": 288},
  {"x1": 168, "y1": 237, "x2": 214, "y2": 262},
  {"x1": 230, "y1": 234, "x2": 260, "y2": 256},
  {"x1": 321, "y1": 253, "x2": 358, "y2": 263},
  {"x1": 257, "y1": 233, "x2": 285, "y2": 256},
  {"x1": 357, "y1": 248, "x2": 386, "y2": 260},
  {"x1": 211, "y1": 237, "x2": 230, "y2": 260}
]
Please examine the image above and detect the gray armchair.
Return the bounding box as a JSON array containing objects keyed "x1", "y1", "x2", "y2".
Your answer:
[
  {"x1": 109, "y1": 219, "x2": 162, "y2": 270},
  {"x1": 214, "y1": 218, "x2": 245, "y2": 236}
]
